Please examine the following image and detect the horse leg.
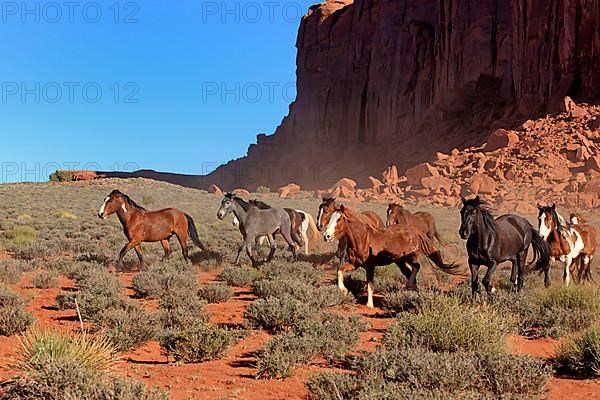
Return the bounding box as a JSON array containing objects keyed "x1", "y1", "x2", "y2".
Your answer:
[
  {"x1": 280, "y1": 223, "x2": 297, "y2": 262},
  {"x1": 175, "y1": 233, "x2": 190, "y2": 262},
  {"x1": 117, "y1": 241, "x2": 137, "y2": 271},
  {"x1": 337, "y1": 262, "x2": 355, "y2": 295},
  {"x1": 563, "y1": 256, "x2": 573, "y2": 287},
  {"x1": 365, "y1": 265, "x2": 375, "y2": 308},
  {"x1": 395, "y1": 259, "x2": 412, "y2": 282},
  {"x1": 481, "y1": 261, "x2": 498, "y2": 300},
  {"x1": 301, "y1": 223, "x2": 309, "y2": 255},
  {"x1": 244, "y1": 238, "x2": 259, "y2": 268},
  {"x1": 406, "y1": 256, "x2": 420, "y2": 291},
  {"x1": 337, "y1": 240, "x2": 348, "y2": 265},
  {"x1": 517, "y1": 250, "x2": 527, "y2": 292},
  {"x1": 161, "y1": 239, "x2": 172, "y2": 261},
  {"x1": 469, "y1": 262, "x2": 481, "y2": 301},
  {"x1": 509, "y1": 260, "x2": 518, "y2": 292},
  {"x1": 265, "y1": 234, "x2": 277, "y2": 263},
  {"x1": 134, "y1": 245, "x2": 147, "y2": 269}
]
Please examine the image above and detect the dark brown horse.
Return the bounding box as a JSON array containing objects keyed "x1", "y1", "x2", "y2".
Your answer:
[
  {"x1": 98, "y1": 190, "x2": 208, "y2": 270},
  {"x1": 386, "y1": 203, "x2": 444, "y2": 244},
  {"x1": 317, "y1": 197, "x2": 383, "y2": 263},
  {"x1": 459, "y1": 196, "x2": 550, "y2": 299},
  {"x1": 323, "y1": 204, "x2": 460, "y2": 308}
]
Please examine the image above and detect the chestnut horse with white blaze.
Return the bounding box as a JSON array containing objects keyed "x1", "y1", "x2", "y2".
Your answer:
[
  {"x1": 317, "y1": 197, "x2": 383, "y2": 263},
  {"x1": 98, "y1": 190, "x2": 208, "y2": 270},
  {"x1": 323, "y1": 205, "x2": 461, "y2": 308},
  {"x1": 386, "y1": 203, "x2": 444, "y2": 245}
]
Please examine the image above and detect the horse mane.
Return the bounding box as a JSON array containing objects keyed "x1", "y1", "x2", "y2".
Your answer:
[
  {"x1": 232, "y1": 196, "x2": 251, "y2": 211},
  {"x1": 112, "y1": 190, "x2": 146, "y2": 211},
  {"x1": 553, "y1": 209, "x2": 569, "y2": 233},
  {"x1": 321, "y1": 197, "x2": 336, "y2": 206},
  {"x1": 250, "y1": 199, "x2": 271, "y2": 209},
  {"x1": 464, "y1": 197, "x2": 497, "y2": 234}
]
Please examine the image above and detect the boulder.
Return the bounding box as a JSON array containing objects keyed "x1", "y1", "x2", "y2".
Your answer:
[
  {"x1": 331, "y1": 177, "x2": 356, "y2": 192},
  {"x1": 208, "y1": 184, "x2": 223, "y2": 196},
  {"x1": 483, "y1": 129, "x2": 520, "y2": 152},
  {"x1": 232, "y1": 188, "x2": 250, "y2": 196},
  {"x1": 560, "y1": 96, "x2": 588, "y2": 119},
  {"x1": 584, "y1": 156, "x2": 600, "y2": 173},
  {"x1": 470, "y1": 174, "x2": 497, "y2": 195},
  {"x1": 405, "y1": 163, "x2": 439, "y2": 187},
  {"x1": 278, "y1": 183, "x2": 301, "y2": 198},
  {"x1": 368, "y1": 176, "x2": 384, "y2": 193},
  {"x1": 421, "y1": 176, "x2": 453, "y2": 195}
]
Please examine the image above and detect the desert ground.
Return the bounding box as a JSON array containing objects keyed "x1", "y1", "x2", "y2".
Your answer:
[{"x1": 0, "y1": 178, "x2": 599, "y2": 399}]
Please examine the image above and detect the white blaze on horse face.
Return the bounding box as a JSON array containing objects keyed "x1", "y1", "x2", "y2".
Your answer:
[
  {"x1": 324, "y1": 211, "x2": 341, "y2": 242},
  {"x1": 571, "y1": 216, "x2": 580, "y2": 224},
  {"x1": 98, "y1": 196, "x2": 110, "y2": 218},
  {"x1": 538, "y1": 214, "x2": 551, "y2": 240}
]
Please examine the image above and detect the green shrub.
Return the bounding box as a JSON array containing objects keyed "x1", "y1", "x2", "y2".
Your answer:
[
  {"x1": 217, "y1": 266, "x2": 262, "y2": 287},
  {"x1": 519, "y1": 286, "x2": 600, "y2": 338},
  {"x1": 5, "y1": 330, "x2": 166, "y2": 400},
  {"x1": 0, "y1": 286, "x2": 34, "y2": 336},
  {"x1": 141, "y1": 195, "x2": 155, "y2": 206},
  {"x1": 259, "y1": 260, "x2": 320, "y2": 285},
  {"x1": 95, "y1": 303, "x2": 157, "y2": 352},
  {"x1": 252, "y1": 278, "x2": 353, "y2": 308},
  {"x1": 133, "y1": 260, "x2": 198, "y2": 299},
  {"x1": 0, "y1": 259, "x2": 27, "y2": 284},
  {"x1": 158, "y1": 286, "x2": 207, "y2": 330},
  {"x1": 556, "y1": 326, "x2": 600, "y2": 377},
  {"x1": 308, "y1": 350, "x2": 551, "y2": 399},
  {"x1": 198, "y1": 282, "x2": 234, "y2": 304},
  {"x1": 55, "y1": 291, "x2": 77, "y2": 310},
  {"x1": 256, "y1": 312, "x2": 363, "y2": 379},
  {"x1": 158, "y1": 320, "x2": 233, "y2": 363},
  {"x1": 244, "y1": 296, "x2": 312, "y2": 332},
  {"x1": 32, "y1": 270, "x2": 59, "y2": 289},
  {"x1": 383, "y1": 296, "x2": 508, "y2": 354},
  {"x1": 256, "y1": 186, "x2": 270, "y2": 194},
  {"x1": 4, "y1": 226, "x2": 38, "y2": 247}
]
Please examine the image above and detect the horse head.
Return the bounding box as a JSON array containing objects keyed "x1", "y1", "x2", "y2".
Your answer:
[
  {"x1": 459, "y1": 195, "x2": 483, "y2": 239},
  {"x1": 386, "y1": 203, "x2": 403, "y2": 226},
  {"x1": 217, "y1": 194, "x2": 237, "y2": 220},
  {"x1": 323, "y1": 203, "x2": 346, "y2": 242},
  {"x1": 316, "y1": 197, "x2": 337, "y2": 231},
  {"x1": 537, "y1": 203, "x2": 557, "y2": 240},
  {"x1": 98, "y1": 190, "x2": 129, "y2": 219}
]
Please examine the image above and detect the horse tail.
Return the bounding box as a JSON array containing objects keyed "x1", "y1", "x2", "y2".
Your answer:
[
  {"x1": 416, "y1": 231, "x2": 465, "y2": 276},
  {"x1": 305, "y1": 213, "x2": 320, "y2": 246},
  {"x1": 527, "y1": 227, "x2": 551, "y2": 274},
  {"x1": 434, "y1": 228, "x2": 445, "y2": 246},
  {"x1": 185, "y1": 214, "x2": 208, "y2": 252}
]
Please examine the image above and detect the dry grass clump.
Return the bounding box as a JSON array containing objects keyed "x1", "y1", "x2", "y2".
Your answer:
[
  {"x1": 198, "y1": 282, "x2": 234, "y2": 304},
  {"x1": 0, "y1": 286, "x2": 34, "y2": 336},
  {"x1": 556, "y1": 325, "x2": 600, "y2": 377}
]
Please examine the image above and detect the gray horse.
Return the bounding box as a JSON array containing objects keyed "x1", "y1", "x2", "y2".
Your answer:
[{"x1": 217, "y1": 193, "x2": 297, "y2": 267}]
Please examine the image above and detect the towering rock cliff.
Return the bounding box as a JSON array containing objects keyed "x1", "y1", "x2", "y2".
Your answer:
[{"x1": 204, "y1": 0, "x2": 600, "y2": 190}]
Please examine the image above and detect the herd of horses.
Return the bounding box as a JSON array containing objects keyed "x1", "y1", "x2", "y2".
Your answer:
[{"x1": 97, "y1": 190, "x2": 598, "y2": 308}]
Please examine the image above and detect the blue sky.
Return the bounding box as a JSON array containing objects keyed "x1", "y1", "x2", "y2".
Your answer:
[{"x1": 0, "y1": 0, "x2": 315, "y2": 182}]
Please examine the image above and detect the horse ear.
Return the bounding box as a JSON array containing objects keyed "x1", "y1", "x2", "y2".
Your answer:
[
  {"x1": 537, "y1": 203, "x2": 543, "y2": 210},
  {"x1": 339, "y1": 204, "x2": 345, "y2": 212},
  {"x1": 551, "y1": 203, "x2": 556, "y2": 210},
  {"x1": 461, "y1": 196, "x2": 467, "y2": 204},
  {"x1": 474, "y1": 195, "x2": 481, "y2": 204}
]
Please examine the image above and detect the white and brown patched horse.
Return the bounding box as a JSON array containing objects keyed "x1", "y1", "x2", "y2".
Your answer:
[
  {"x1": 570, "y1": 212, "x2": 597, "y2": 282},
  {"x1": 537, "y1": 204, "x2": 585, "y2": 286}
]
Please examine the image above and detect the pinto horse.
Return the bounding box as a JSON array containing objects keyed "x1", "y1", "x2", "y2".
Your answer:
[
  {"x1": 386, "y1": 203, "x2": 444, "y2": 244},
  {"x1": 323, "y1": 205, "x2": 461, "y2": 308},
  {"x1": 316, "y1": 197, "x2": 383, "y2": 263},
  {"x1": 98, "y1": 190, "x2": 208, "y2": 270},
  {"x1": 459, "y1": 196, "x2": 550, "y2": 299},
  {"x1": 537, "y1": 204, "x2": 585, "y2": 286},
  {"x1": 570, "y1": 213, "x2": 597, "y2": 282}
]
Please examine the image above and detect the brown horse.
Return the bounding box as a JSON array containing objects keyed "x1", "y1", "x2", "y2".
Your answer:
[
  {"x1": 323, "y1": 204, "x2": 461, "y2": 308},
  {"x1": 98, "y1": 190, "x2": 208, "y2": 270},
  {"x1": 386, "y1": 203, "x2": 444, "y2": 244},
  {"x1": 570, "y1": 213, "x2": 597, "y2": 282},
  {"x1": 317, "y1": 197, "x2": 383, "y2": 263}
]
